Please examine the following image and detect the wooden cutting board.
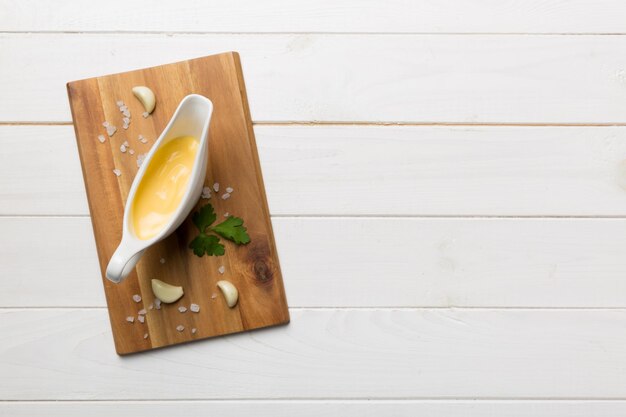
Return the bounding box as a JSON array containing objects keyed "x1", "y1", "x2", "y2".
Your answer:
[{"x1": 67, "y1": 52, "x2": 289, "y2": 355}]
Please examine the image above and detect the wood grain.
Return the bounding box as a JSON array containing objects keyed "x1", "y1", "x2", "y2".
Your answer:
[
  {"x1": 5, "y1": 125, "x2": 626, "y2": 217},
  {"x1": 5, "y1": 34, "x2": 626, "y2": 123},
  {"x1": 4, "y1": 400, "x2": 626, "y2": 417},
  {"x1": 3, "y1": 308, "x2": 626, "y2": 399},
  {"x1": 4, "y1": 217, "x2": 626, "y2": 308},
  {"x1": 67, "y1": 53, "x2": 288, "y2": 354},
  {"x1": 4, "y1": 0, "x2": 626, "y2": 33}
]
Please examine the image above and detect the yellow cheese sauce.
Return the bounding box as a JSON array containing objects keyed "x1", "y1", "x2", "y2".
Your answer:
[{"x1": 131, "y1": 135, "x2": 199, "y2": 240}]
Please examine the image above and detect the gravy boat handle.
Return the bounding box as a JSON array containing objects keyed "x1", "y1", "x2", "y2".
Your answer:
[{"x1": 106, "y1": 240, "x2": 146, "y2": 283}]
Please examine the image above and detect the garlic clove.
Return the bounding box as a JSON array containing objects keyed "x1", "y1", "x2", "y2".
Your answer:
[
  {"x1": 151, "y1": 279, "x2": 184, "y2": 303},
  {"x1": 131, "y1": 86, "x2": 156, "y2": 114},
  {"x1": 216, "y1": 280, "x2": 239, "y2": 308}
]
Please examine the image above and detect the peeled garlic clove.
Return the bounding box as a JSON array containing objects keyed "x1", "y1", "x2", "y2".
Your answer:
[
  {"x1": 216, "y1": 280, "x2": 239, "y2": 308},
  {"x1": 151, "y1": 279, "x2": 184, "y2": 303},
  {"x1": 132, "y1": 86, "x2": 156, "y2": 114}
]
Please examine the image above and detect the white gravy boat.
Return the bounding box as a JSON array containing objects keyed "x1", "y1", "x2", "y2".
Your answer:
[{"x1": 106, "y1": 94, "x2": 213, "y2": 283}]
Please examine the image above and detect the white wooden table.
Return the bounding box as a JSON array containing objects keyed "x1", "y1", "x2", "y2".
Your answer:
[{"x1": 3, "y1": 1, "x2": 626, "y2": 415}]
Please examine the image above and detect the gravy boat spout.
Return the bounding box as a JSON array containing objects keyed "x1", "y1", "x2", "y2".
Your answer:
[{"x1": 106, "y1": 94, "x2": 213, "y2": 283}]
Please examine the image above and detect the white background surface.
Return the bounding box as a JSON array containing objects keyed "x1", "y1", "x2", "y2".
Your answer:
[{"x1": 3, "y1": 1, "x2": 626, "y2": 415}]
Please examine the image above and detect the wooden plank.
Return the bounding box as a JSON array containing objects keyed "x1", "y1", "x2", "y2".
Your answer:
[
  {"x1": 67, "y1": 53, "x2": 288, "y2": 354},
  {"x1": 3, "y1": 400, "x2": 626, "y2": 417},
  {"x1": 4, "y1": 34, "x2": 626, "y2": 123},
  {"x1": 4, "y1": 0, "x2": 626, "y2": 33},
  {"x1": 4, "y1": 125, "x2": 626, "y2": 217},
  {"x1": 2, "y1": 308, "x2": 626, "y2": 399},
  {"x1": 3, "y1": 217, "x2": 626, "y2": 308}
]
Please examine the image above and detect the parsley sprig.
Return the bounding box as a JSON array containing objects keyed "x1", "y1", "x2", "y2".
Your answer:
[{"x1": 189, "y1": 203, "x2": 250, "y2": 257}]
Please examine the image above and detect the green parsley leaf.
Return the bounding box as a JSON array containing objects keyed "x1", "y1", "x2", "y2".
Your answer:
[
  {"x1": 211, "y1": 216, "x2": 251, "y2": 245},
  {"x1": 192, "y1": 203, "x2": 216, "y2": 233},
  {"x1": 189, "y1": 234, "x2": 225, "y2": 257}
]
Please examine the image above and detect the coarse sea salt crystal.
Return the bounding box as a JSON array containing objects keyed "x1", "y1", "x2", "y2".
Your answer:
[
  {"x1": 178, "y1": 306, "x2": 187, "y2": 313},
  {"x1": 137, "y1": 153, "x2": 147, "y2": 168},
  {"x1": 143, "y1": 333, "x2": 149, "y2": 339},
  {"x1": 123, "y1": 140, "x2": 129, "y2": 147},
  {"x1": 211, "y1": 293, "x2": 217, "y2": 300},
  {"x1": 113, "y1": 169, "x2": 121, "y2": 177},
  {"x1": 142, "y1": 112, "x2": 150, "y2": 118},
  {"x1": 149, "y1": 303, "x2": 154, "y2": 310},
  {"x1": 137, "y1": 315, "x2": 145, "y2": 323},
  {"x1": 102, "y1": 121, "x2": 110, "y2": 127},
  {"x1": 176, "y1": 325, "x2": 185, "y2": 332},
  {"x1": 123, "y1": 117, "x2": 130, "y2": 124},
  {"x1": 140, "y1": 137, "x2": 148, "y2": 144},
  {"x1": 106, "y1": 125, "x2": 117, "y2": 137},
  {"x1": 218, "y1": 265, "x2": 225, "y2": 274},
  {"x1": 213, "y1": 182, "x2": 219, "y2": 192},
  {"x1": 226, "y1": 187, "x2": 233, "y2": 193},
  {"x1": 120, "y1": 144, "x2": 127, "y2": 153},
  {"x1": 132, "y1": 294, "x2": 141, "y2": 302},
  {"x1": 201, "y1": 187, "x2": 211, "y2": 199},
  {"x1": 126, "y1": 316, "x2": 135, "y2": 323},
  {"x1": 116, "y1": 100, "x2": 124, "y2": 107},
  {"x1": 129, "y1": 149, "x2": 135, "y2": 155},
  {"x1": 191, "y1": 328, "x2": 197, "y2": 334},
  {"x1": 123, "y1": 109, "x2": 131, "y2": 118},
  {"x1": 138, "y1": 309, "x2": 147, "y2": 315},
  {"x1": 97, "y1": 134, "x2": 106, "y2": 143},
  {"x1": 221, "y1": 193, "x2": 231, "y2": 200},
  {"x1": 155, "y1": 299, "x2": 162, "y2": 310},
  {"x1": 190, "y1": 303, "x2": 200, "y2": 313}
]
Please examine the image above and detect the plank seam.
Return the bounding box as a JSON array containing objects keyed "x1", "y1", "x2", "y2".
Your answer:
[{"x1": 4, "y1": 31, "x2": 626, "y2": 36}]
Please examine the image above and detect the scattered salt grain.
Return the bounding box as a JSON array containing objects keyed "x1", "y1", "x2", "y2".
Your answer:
[
  {"x1": 176, "y1": 325, "x2": 185, "y2": 332},
  {"x1": 123, "y1": 109, "x2": 131, "y2": 118},
  {"x1": 138, "y1": 309, "x2": 147, "y2": 315},
  {"x1": 102, "y1": 121, "x2": 110, "y2": 128},
  {"x1": 106, "y1": 125, "x2": 117, "y2": 137},
  {"x1": 113, "y1": 169, "x2": 121, "y2": 177},
  {"x1": 120, "y1": 144, "x2": 127, "y2": 153},
  {"x1": 218, "y1": 265, "x2": 225, "y2": 274},
  {"x1": 97, "y1": 134, "x2": 106, "y2": 143},
  {"x1": 213, "y1": 182, "x2": 219, "y2": 192},
  {"x1": 149, "y1": 303, "x2": 154, "y2": 310},
  {"x1": 132, "y1": 294, "x2": 141, "y2": 302},
  {"x1": 143, "y1": 333, "x2": 149, "y2": 339},
  {"x1": 191, "y1": 328, "x2": 197, "y2": 334},
  {"x1": 139, "y1": 136, "x2": 148, "y2": 144},
  {"x1": 178, "y1": 306, "x2": 187, "y2": 313},
  {"x1": 211, "y1": 293, "x2": 217, "y2": 300},
  {"x1": 201, "y1": 186, "x2": 212, "y2": 199},
  {"x1": 221, "y1": 193, "x2": 231, "y2": 200},
  {"x1": 116, "y1": 100, "x2": 124, "y2": 107},
  {"x1": 160, "y1": 258, "x2": 165, "y2": 264},
  {"x1": 155, "y1": 298, "x2": 162, "y2": 310},
  {"x1": 224, "y1": 212, "x2": 229, "y2": 217},
  {"x1": 142, "y1": 112, "x2": 150, "y2": 118},
  {"x1": 137, "y1": 315, "x2": 145, "y2": 323},
  {"x1": 190, "y1": 303, "x2": 200, "y2": 313},
  {"x1": 119, "y1": 104, "x2": 127, "y2": 112},
  {"x1": 129, "y1": 149, "x2": 135, "y2": 155},
  {"x1": 137, "y1": 153, "x2": 147, "y2": 167},
  {"x1": 123, "y1": 140, "x2": 129, "y2": 147},
  {"x1": 226, "y1": 187, "x2": 233, "y2": 193},
  {"x1": 126, "y1": 316, "x2": 135, "y2": 323}
]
